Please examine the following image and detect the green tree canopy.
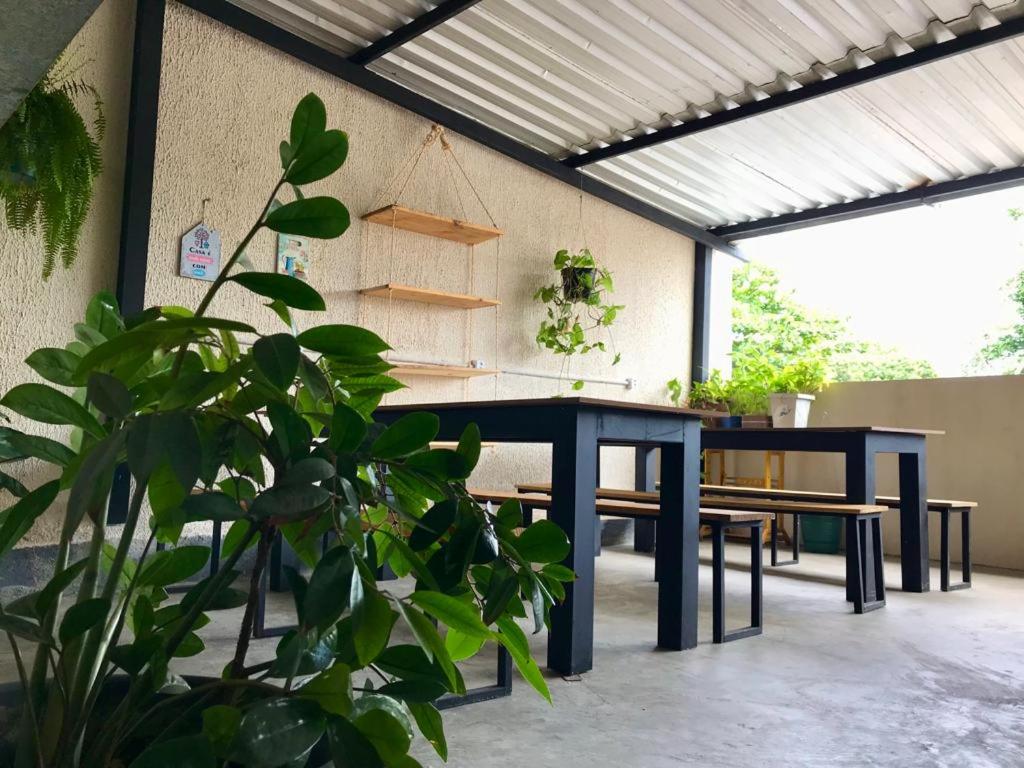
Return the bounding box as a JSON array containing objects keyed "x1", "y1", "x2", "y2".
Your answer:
[
  {"x1": 974, "y1": 268, "x2": 1024, "y2": 374},
  {"x1": 731, "y1": 263, "x2": 937, "y2": 385}
]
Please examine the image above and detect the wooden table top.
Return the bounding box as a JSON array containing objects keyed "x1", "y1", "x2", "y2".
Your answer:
[
  {"x1": 376, "y1": 396, "x2": 718, "y2": 418},
  {"x1": 703, "y1": 426, "x2": 945, "y2": 436}
]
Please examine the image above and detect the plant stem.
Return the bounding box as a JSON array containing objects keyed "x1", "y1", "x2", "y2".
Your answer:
[
  {"x1": 229, "y1": 524, "x2": 273, "y2": 677},
  {"x1": 7, "y1": 632, "x2": 45, "y2": 768}
]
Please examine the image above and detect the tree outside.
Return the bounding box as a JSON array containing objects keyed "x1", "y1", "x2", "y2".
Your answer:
[{"x1": 972, "y1": 208, "x2": 1024, "y2": 374}]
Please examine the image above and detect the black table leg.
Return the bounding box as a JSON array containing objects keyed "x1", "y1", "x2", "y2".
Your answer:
[
  {"x1": 898, "y1": 449, "x2": 930, "y2": 592},
  {"x1": 634, "y1": 447, "x2": 657, "y2": 553},
  {"x1": 547, "y1": 412, "x2": 598, "y2": 676},
  {"x1": 656, "y1": 422, "x2": 700, "y2": 651},
  {"x1": 844, "y1": 440, "x2": 875, "y2": 602}
]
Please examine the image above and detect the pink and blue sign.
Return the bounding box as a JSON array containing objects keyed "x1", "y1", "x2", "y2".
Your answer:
[{"x1": 179, "y1": 222, "x2": 221, "y2": 281}]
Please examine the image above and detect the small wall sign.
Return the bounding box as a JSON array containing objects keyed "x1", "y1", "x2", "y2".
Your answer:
[
  {"x1": 276, "y1": 232, "x2": 311, "y2": 282},
  {"x1": 179, "y1": 222, "x2": 221, "y2": 281}
]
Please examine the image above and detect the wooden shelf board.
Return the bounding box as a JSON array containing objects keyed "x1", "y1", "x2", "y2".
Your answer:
[
  {"x1": 390, "y1": 362, "x2": 499, "y2": 379},
  {"x1": 360, "y1": 283, "x2": 499, "y2": 309},
  {"x1": 431, "y1": 441, "x2": 498, "y2": 449},
  {"x1": 362, "y1": 204, "x2": 503, "y2": 245}
]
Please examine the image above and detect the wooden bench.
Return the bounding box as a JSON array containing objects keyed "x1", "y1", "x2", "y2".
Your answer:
[
  {"x1": 519, "y1": 481, "x2": 975, "y2": 592},
  {"x1": 515, "y1": 483, "x2": 888, "y2": 614},
  {"x1": 700, "y1": 485, "x2": 976, "y2": 592},
  {"x1": 470, "y1": 490, "x2": 770, "y2": 643}
]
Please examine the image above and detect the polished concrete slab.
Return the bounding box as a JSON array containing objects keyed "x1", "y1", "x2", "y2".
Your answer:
[{"x1": 3, "y1": 543, "x2": 1022, "y2": 767}]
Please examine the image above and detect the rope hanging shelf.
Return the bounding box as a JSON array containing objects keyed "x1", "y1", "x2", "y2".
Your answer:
[{"x1": 358, "y1": 124, "x2": 502, "y2": 386}]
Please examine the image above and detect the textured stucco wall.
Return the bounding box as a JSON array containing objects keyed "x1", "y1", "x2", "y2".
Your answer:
[
  {"x1": 740, "y1": 377, "x2": 1024, "y2": 572},
  {"x1": 0, "y1": 0, "x2": 135, "y2": 546},
  {"x1": 146, "y1": 2, "x2": 695, "y2": 496}
]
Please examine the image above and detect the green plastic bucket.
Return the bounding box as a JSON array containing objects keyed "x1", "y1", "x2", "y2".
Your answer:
[{"x1": 801, "y1": 516, "x2": 842, "y2": 554}]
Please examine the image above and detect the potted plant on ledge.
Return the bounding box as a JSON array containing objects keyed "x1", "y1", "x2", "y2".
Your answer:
[
  {"x1": 768, "y1": 359, "x2": 829, "y2": 428},
  {"x1": 534, "y1": 247, "x2": 624, "y2": 391}
]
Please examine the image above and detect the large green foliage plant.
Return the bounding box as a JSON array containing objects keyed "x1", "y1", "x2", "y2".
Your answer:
[{"x1": 0, "y1": 94, "x2": 568, "y2": 768}]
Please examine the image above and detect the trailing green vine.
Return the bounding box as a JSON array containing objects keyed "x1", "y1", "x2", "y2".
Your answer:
[
  {"x1": 534, "y1": 248, "x2": 623, "y2": 390},
  {"x1": 0, "y1": 56, "x2": 104, "y2": 278}
]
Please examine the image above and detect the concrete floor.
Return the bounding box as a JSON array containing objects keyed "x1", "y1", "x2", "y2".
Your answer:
[{"x1": 4, "y1": 544, "x2": 1023, "y2": 767}]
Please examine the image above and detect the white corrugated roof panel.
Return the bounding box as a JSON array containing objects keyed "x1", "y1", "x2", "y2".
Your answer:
[{"x1": 228, "y1": 0, "x2": 1024, "y2": 232}]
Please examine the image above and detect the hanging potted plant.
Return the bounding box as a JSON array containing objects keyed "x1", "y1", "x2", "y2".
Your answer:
[
  {"x1": 768, "y1": 358, "x2": 829, "y2": 428},
  {"x1": 0, "y1": 54, "x2": 104, "y2": 278},
  {"x1": 534, "y1": 247, "x2": 623, "y2": 391}
]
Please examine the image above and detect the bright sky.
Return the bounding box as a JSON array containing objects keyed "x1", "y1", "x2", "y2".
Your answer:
[{"x1": 728, "y1": 187, "x2": 1024, "y2": 377}]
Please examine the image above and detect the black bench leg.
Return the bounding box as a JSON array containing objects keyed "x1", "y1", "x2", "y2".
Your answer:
[
  {"x1": 522, "y1": 504, "x2": 534, "y2": 527},
  {"x1": 849, "y1": 516, "x2": 885, "y2": 614},
  {"x1": 634, "y1": 519, "x2": 656, "y2": 553},
  {"x1": 770, "y1": 514, "x2": 798, "y2": 567},
  {"x1": 941, "y1": 509, "x2": 972, "y2": 592},
  {"x1": 713, "y1": 521, "x2": 764, "y2": 644},
  {"x1": 712, "y1": 523, "x2": 725, "y2": 644},
  {"x1": 437, "y1": 645, "x2": 513, "y2": 710}
]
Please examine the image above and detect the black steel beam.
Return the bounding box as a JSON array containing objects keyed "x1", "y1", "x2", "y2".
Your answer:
[
  {"x1": 565, "y1": 16, "x2": 1024, "y2": 168},
  {"x1": 348, "y1": 0, "x2": 481, "y2": 66},
  {"x1": 174, "y1": 0, "x2": 740, "y2": 257},
  {"x1": 116, "y1": 0, "x2": 165, "y2": 316},
  {"x1": 691, "y1": 242, "x2": 711, "y2": 383},
  {"x1": 710, "y1": 166, "x2": 1024, "y2": 240}
]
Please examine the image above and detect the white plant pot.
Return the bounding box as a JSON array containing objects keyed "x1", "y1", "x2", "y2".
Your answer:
[{"x1": 769, "y1": 393, "x2": 815, "y2": 428}]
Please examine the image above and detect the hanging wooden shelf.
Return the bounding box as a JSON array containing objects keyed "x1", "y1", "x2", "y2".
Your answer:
[
  {"x1": 389, "y1": 362, "x2": 499, "y2": 379},
  {"x1": 362, "y1": 204, "x2": 503, "y2": 245},
  {"x1": 360, "y1": 283, "x2": 500, "y2": 310}
]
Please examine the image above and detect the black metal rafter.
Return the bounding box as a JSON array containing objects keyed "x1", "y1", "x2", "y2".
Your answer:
[
  {"x1": 710, "y1": 166, "x2": 1024, "y2": 240},
  {"x1": 348, "y1": 0, "x2": 481, "y2": 65},
  {"x1": 173, "y1": 0, "x2": 740, "y2": 257},
  {"x1": 564, "y1": 16, "x2": 1024, "y2": 168}
]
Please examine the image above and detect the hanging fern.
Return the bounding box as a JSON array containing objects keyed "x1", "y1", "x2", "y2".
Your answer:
[{"x1": 0, "y1": 57, "x2": 104, "y2": 278}]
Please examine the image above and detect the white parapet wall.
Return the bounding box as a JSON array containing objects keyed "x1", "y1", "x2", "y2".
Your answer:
[{"x1": 744, "y1": 376, "x2": 1024, "y2": 572}]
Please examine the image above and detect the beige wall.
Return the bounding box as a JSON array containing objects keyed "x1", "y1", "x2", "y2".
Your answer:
[
  {"x1": 764, "y1": 378, "x2": 1024, "y2": 572},
  {"x1": 145, "y1": 1, "x2": 696, "y2": 495},
  {"x1": 0, "y1": 0, "x2": 134, "y2": 545}
]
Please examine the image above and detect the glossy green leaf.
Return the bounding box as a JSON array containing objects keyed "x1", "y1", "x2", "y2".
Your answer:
[
  {"x1": 409, "y1": 591, "x2": 489, "y2": 639},
  {"x1": 371, "y1": 413, "x2": 439, "y2": 459},
  {"x1": 232, "y1": 698, "x2": 325, "y2": 768},
  {"x1": 456, "y1": 422, "x2": 481, "y2": 475},
  {"x1": 296, "y1": 324, "x2": 389, "y2": 357},
  {"x1": 58, "y1": 597, "x2": 109, "y2": 644},
  {"x1": 280, "y1": 457, "x2": 334, "y2": 487},
  {"x1": 304, "y1": 545, "x2": 354, "y2": 631},
  {"x1": 85, "y1": 291, "x2": 123, "y2": 337},
  {"x1": 2, "y1": 430, "x2": 74, "y2": 467},
  {"x1": 404, "y1": 449, "x2": 469, "y2": 480},
  {"x1": 181, "y1": 492, "x2": 245, "y2": 522},
  {"x1": 329, "y1": 403, "x2": 367, "y2": 453},
  {"x1": 297, "y1": 663, "x2": 352, "y2": 716},
  {"x1": 351, "y1": 695, "x2": 413, "y2": 764},
  {"x1": 409, "y1": 701, "x2": 447, "y2": 761},
  {"x1": 290, "y1": 92, "x2": 327, "y2": 158},
  {"x1": 287, "y1": 129, "x2": 349, "y2": 185},
  {"x1": 87, "y1": 372, "x2": 132, "y2": 419},
  {"x1": 222, "y1": 519, "x2": 259, "y2": 559},
  {"x1": 328, "y1": 716, "x2": 383, "y2": 768},
  {"x1": 515, "y1": 519, "x2": 571, "y2": 564},
  {"x1": 202, "y1": 705, "x2": 242, "y2": 757},
  {"x1": 496, "y1": 615, "x2": 551, "y2": 703},
  {"x1": 395, "y1": 601, "x2": 461, "y2": 693},
  {"x1": 352, "y1": 587, "x2": 395, "y2": 666},
  {"x1": 65, "y1": 429, "x2": 125, "y2": 529},
  {"x1": 137, "y1": 546, "x2": 209, "y2": 588},
  {"x1": 408, "y1": 500, "x2": 456, "y2": 552},
  {"x1": 230, "y1": 273, "x2": 326, "y2": 311},
  {"x1": 1, "y1": 383, "x2": 103, "y2": 437},
  {"x1": 444, "y1": 627, "x2": 486, "y2": 662},
  {"x1": 0, "y1": 612, "x2": 51, "y2": 644},
  {"x1": 25, "y1": 347, "x2": 82, "y2": 386},
  {"x1": 250, "y1": 483, "x2": 331, "y2": 521},
  {"x1": 265, "y1": 197, "x2": 350, "y2": 239},
  {"x1": 0, "y1": 480, "x2": 60, "y2": 557},
  {"x1": 482, "y1": 566, "x2": 519, "y2": 625},
  {"x1": 0, "y1": 469, "x2": 28, "y2": 498}
]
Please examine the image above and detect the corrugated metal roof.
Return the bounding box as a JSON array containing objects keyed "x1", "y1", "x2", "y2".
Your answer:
[{"x1": 228, "y1": 0, "x2": 1024, "y2": 232}]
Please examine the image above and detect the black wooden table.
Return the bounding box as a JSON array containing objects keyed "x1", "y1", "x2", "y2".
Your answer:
[
  {"x1": 700, "y1": 426, "x2": 943, "y2": 593},
  {"x1": 375, "y1": 397, "x2": 707, "y2": 676}
]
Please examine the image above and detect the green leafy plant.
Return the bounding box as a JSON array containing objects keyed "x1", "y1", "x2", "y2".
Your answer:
[
  {"x1": 534, "y1": 248, "x2": 624, "y2": 390},
  {"x1": 667, "y1": 373, "x2": 731, "y2": 411},
  {"x1": 769, "y1": 358, "x2": 829, "y2": 395},
  {"x1": 0, "y1": 93, "x2": 568, "y2": 768},
  {"x1": 0, "y1": 56, "x2": 105, "y2": 278}
]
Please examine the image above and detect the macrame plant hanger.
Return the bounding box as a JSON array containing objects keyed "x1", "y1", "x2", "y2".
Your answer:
[{"x1": 358, "y1": 124, "x2": 503, "y2": 403}]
